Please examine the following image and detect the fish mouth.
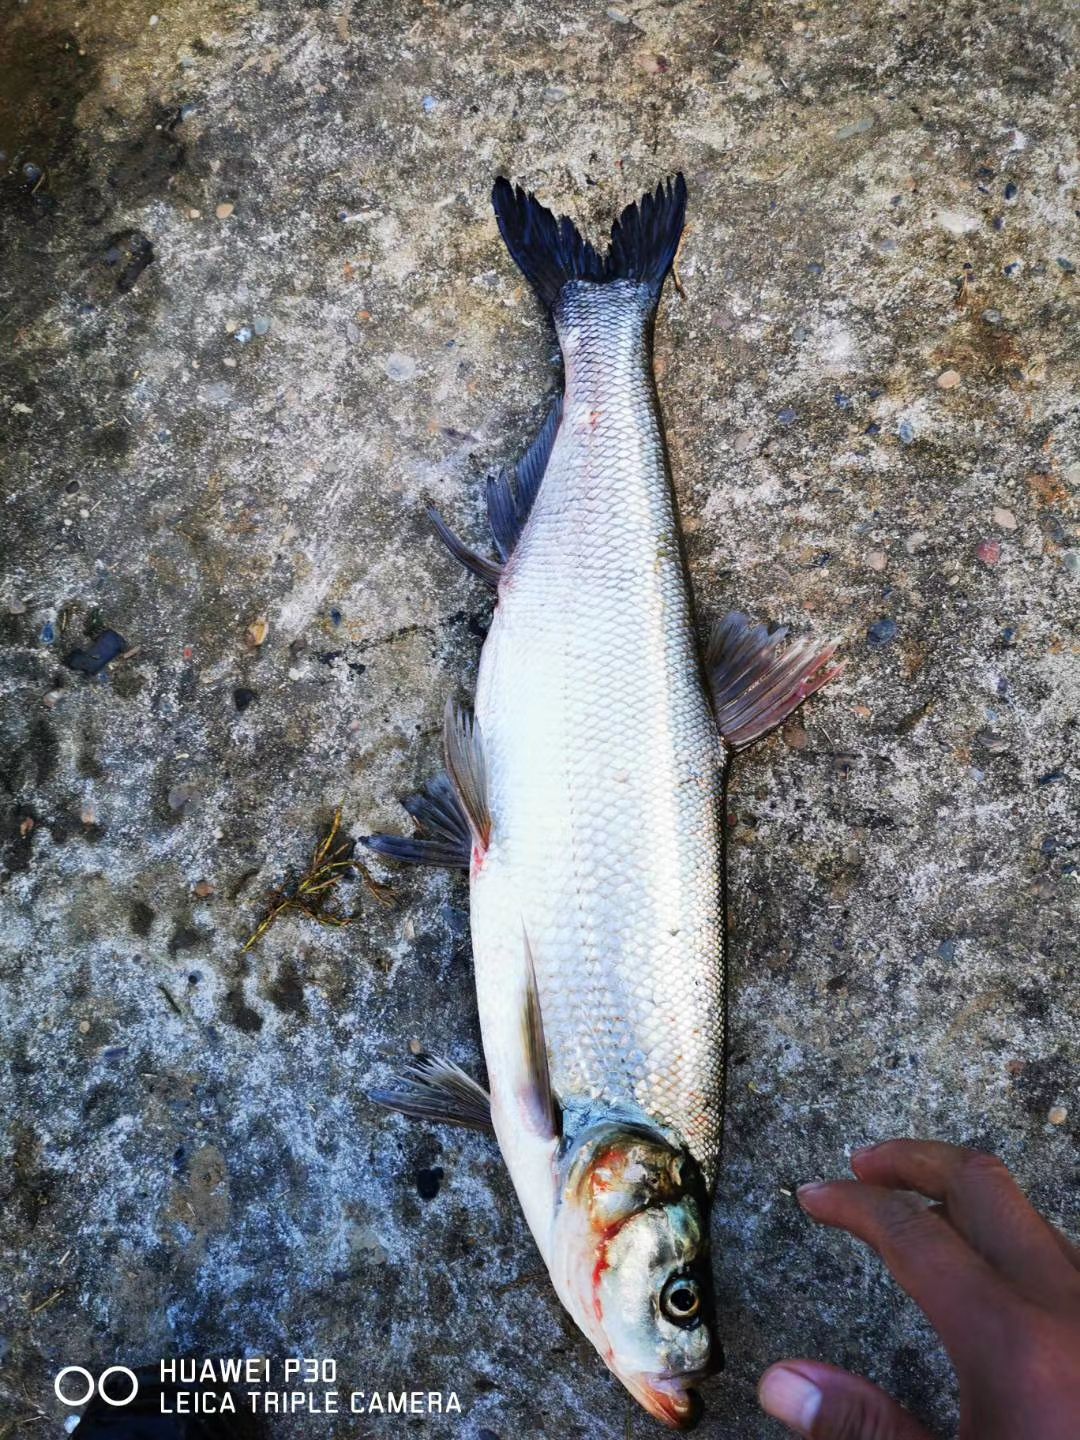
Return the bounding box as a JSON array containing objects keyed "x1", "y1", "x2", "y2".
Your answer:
[{"x1": 622, "y1": 1372, "x2": 704, "y2": 1430}]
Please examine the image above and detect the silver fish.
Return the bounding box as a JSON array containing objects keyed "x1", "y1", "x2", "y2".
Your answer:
[{"x1": 366, "y1": 175, "x2": 840, "y2": 1429}]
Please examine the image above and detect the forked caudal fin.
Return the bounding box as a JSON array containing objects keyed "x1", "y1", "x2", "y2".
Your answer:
[
  {"x1": 706, "y1": 611, "x2": 842, "y2": 751},
  {"x1": 491, "y1": 174, "x2": 687, "y2": 311}
]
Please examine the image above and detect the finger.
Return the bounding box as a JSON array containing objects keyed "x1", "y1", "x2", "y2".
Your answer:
[
  {"x1": 758, "y1": 1361, "x2": 936, "y2": 1440},
  {"x1": 798, "y1": 1180, "x2": 1004, "y2": 1361},
  {"x1": 851, "y1": 1140, "x2": 1077, "y2": 1295}
]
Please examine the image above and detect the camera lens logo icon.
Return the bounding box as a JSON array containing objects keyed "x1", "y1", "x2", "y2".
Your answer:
[{"x1": 54, "y1": 1367, "x2": 139, "y2": 1407}]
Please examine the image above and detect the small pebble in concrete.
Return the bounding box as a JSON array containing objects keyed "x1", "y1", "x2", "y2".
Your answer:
[
  {"x1": 234, "y1": 687, "x2": 258, "y2": 712},
  {"x1": 777, "y1": 407, "x2": 797, "y2": 426},
  {"x1": 1048, "y1": 1106, "x2": 1067, "y2": 1126},
  {"x1": 992, "y1": 506, "x2": 1017, "y2": 530},
  {"x1": 216, "y1": 202, "x2": 235, "y2": 219},
  {"x1": 977, "y1": 538, "x2": 1002, "y2": 566},
  {"x1": 253, "y1": 315, "x2": 271, "y2": 336},
  {"x1": 936, "y1": 368, "x2": 961, "y2": 389},
  {"x1": 384, "y1": 352, "x2": 418, "y2": 382},
  {"x1": 835, "y1": 115, "x2": 874, "y2": 139},
  {"x1": 64, "y1": 629, "x2": 126, "y2": 675},
  {"x1": 168, "y1": 784, "x2": 196, "y2": 811},
  {"x1": 1057, "y1": 257, "x2": 1076, "y2": 273},
  {"x1": 246, "y1": 617, "x2": 269, "y2": 647},
  {"x1": 868, "y1": 550, "x2": 887, "y2": 571},
  {"x1": 898, "y1": 419, "x2": 915, "y2": 444},
  {"x1": 976, "y1": 729, "x2": 1009, "y2": 755},
  {"x1": 867, "y1": 618, "x2": 898, "y2": 648},
  {"x1": 937, "y1": 210, "x2": 980, "y2": 234},
  {"x1": 422, "y1": 95, "x2": 438, "y2": 113}
]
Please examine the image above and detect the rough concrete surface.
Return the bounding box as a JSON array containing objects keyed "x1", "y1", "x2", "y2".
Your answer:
[{"x1": 1, "y1": 0, "x2": 1078, "y2": 1436}]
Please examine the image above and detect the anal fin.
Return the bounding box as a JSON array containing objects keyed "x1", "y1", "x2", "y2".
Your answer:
[
  {"x1": 362, "y1": 772, "x2": 471, "y2": 869},
  {"x1": 427, "y1": 505, "x2": 502, "y2": 589},
  {"x1": 706, "y1": 611, "x2": 842, "y2": 750},
  {"x1": 369, "y1": 1052, "x2": 493, "y2": 1132},
  {"x1": 486, "y1": 395, "x2": 563, "y2": 561}
]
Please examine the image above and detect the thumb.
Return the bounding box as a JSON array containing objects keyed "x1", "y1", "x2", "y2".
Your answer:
[{"x1": 758, "y1": 1361, "x2": 936, "y2": 1440}]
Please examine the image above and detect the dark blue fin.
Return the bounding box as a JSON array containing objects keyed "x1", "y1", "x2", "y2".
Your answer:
[
  {"x1": 361, "y1": 772, "x2": 471, "y2": 869},
  {"x1": 485, "y1": 468, "x2": 518, "y2": 564},
  {"x1": 485, "y1": 395, "x2": 564, "y2": 560},
  {"x1": 706, "y1": 611, "x2": 842, "y2": 751},
  {"x1": 444, "y1": 699, "x2": 491, "y2": 851},
  {"x1": 492, "y1": 177, "x2": 607, "y2": 309},
  {"x1": 426, "y1": 505, "x2": 502, "y2": 589},
  {"x1": 607, "y1": 175, "x2": 688, "y2": 292},
  {"x1": 492, "y1": 174, "x2": 687, "y2": 311},
  {"x1": 369, "y1": 1052, "x2": 493, "y2": 1132}
]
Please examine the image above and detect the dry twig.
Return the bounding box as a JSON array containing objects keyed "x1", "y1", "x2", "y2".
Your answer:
[{"x1": 243, "y1": 809, "x2": 393, "y2": 952}]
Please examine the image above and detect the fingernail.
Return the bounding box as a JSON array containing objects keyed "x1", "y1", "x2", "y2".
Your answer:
[
  {"x1": 796, "y1": 1180, "x2": 827, "y2": 1206},
  {"x1": 759, "y1": 1367, "x2": 823, "y2": 1433}
]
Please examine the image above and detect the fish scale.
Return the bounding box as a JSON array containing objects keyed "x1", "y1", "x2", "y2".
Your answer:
[{"x1": 471, "y1": 278, "x2": 727, "y2": 1180}]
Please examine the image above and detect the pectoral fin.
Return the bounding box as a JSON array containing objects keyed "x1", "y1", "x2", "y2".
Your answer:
[
  {"x1": 369, "y1": 1052, "x2": 493, "y2": 1132},
  {"x1": 520, "y1": 930, "x2": 559, "y2": 1142},
  {"x1": 706, "y1": 611, "x2": 842, "y2": 750}
]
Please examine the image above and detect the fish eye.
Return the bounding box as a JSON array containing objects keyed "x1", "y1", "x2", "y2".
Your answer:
[{"x1": 660, "y1": 1273, "x2": 701, "y2": 1327}]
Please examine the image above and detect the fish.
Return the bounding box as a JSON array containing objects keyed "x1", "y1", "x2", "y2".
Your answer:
[{"x1": 364, "y1": 174, "x2": 841, "y2": 1429}]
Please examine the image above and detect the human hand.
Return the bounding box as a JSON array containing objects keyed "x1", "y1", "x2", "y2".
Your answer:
[{"x1": 757, "y1": 1139, "x2": 1080, "y2": 1439}]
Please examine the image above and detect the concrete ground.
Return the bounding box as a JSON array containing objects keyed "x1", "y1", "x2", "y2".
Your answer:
[{"x1": 1, "y1": 0, "x2": 1077, "y2": 1436}]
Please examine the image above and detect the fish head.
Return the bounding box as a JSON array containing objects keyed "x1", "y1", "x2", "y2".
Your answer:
[{"x1": 551, "y1": 1123, "x2": 715, "y2": 1429}]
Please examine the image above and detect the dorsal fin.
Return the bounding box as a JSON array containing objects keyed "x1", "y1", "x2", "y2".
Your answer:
[{"x1": 705, "y1": 611, "x2": 842, "y2": 750}]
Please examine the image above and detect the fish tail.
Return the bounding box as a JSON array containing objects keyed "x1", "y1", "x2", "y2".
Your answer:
[{"x1": 491, "y1": 174, "x2": 687, "y2": 312}]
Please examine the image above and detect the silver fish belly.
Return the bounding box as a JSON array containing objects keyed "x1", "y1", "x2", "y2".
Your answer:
[{"x1": 472, "y1": 277, "x2": 726, "y2": 1182}]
